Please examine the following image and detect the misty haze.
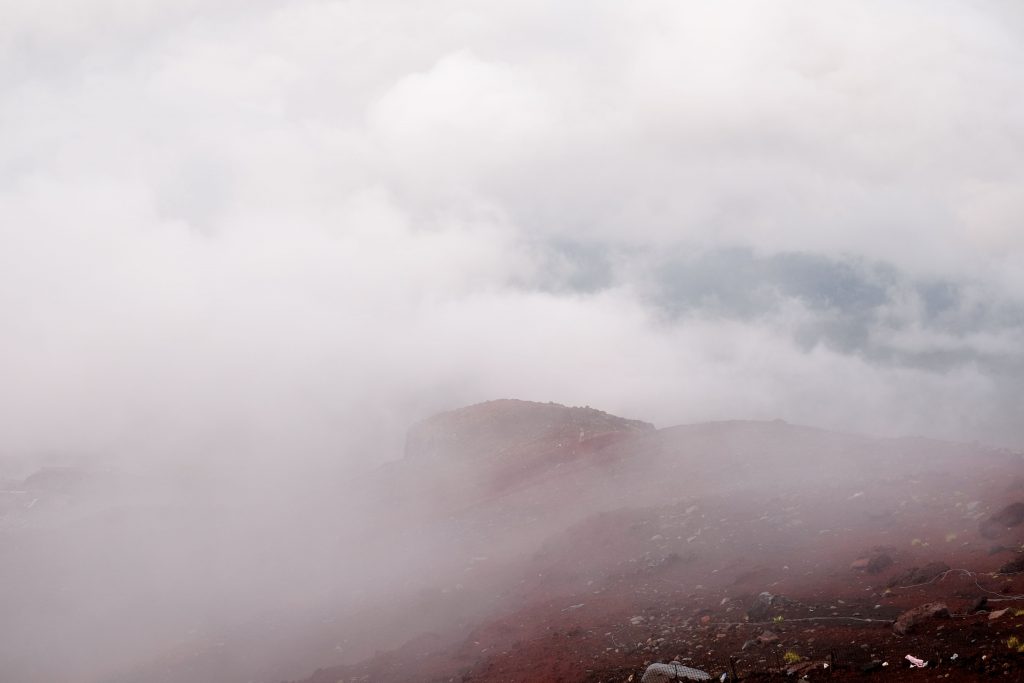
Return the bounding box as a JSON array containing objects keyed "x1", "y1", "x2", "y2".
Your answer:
[{"x1": 2, "y1": 2, "x2": 1024, "y2": 682}]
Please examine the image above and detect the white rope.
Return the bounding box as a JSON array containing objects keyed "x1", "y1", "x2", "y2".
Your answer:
[{"x1": 886, "y1": 567, "x2": 1024, "y2": 600}]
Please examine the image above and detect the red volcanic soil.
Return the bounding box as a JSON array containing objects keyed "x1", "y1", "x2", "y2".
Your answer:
[{"x1": 290, "y1": 403, "x2": 1024, "y2": 683}]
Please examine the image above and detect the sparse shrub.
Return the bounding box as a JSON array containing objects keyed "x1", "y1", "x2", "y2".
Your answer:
[
  {"x1": 783, "y1": 650, "x2": 803, "y2": 664},
  {"x1": 1007, "y1": 636, "x2": 1024, "y2": 652}
]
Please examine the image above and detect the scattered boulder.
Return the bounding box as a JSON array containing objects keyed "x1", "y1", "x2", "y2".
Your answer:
[
  {"x1": 989, "y1": 609, "x2": 1008, "y2": 621},
  {"x1": 786, "y1": 661, "x2": 823, "y2": 677},
  {"x1": 645, "y1": 551, "x2": 695, "y2": 573},
  {"x1": 979, "y1": 502, "x2": 1024, "y2": 539},
  {"x1": 893, "y1": 602, "x2": 950, "y2": 635},
  {"x1": 851, "y1": 548, "x2": 894, "y2": 574},
  {"x1": 747, "y1": 592, "x2": 779, "y2": 621},
  {"x1": 998, "y1": 554, "x2": 1024, "y2": 575},
  {"x1": 867, "y1": 552, "x2": 894, "y2": 574},
  {"x1": 969, "y1": 596, "x2": 988, "y2": 614},
  {"x1": 887, "y1": 561, "x2": 950, "y2": 588},
  {"x1": 756, "y1": 630, "x2": 780, "y2": 645}
]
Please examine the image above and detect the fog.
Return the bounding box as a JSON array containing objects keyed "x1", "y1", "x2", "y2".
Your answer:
[{"x1": 2, "y1": 1, "x2": 1024, "y2": 681}]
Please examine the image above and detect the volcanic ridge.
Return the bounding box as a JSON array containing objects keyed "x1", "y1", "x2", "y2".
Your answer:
[{"x1": 288, "y1": 400, "x2": 1024, "y2": 682}]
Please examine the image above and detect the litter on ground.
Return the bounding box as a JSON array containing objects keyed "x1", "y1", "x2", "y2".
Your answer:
[{"x1": 904, "y1": 654, "x2": 927, "y2": 668}]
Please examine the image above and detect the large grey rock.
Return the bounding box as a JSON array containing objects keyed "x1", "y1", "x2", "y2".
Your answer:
[{"x1": 893, "y1": 602, "x2": 950, "y2": 635}]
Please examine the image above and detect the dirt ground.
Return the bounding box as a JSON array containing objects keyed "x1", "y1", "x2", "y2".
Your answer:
[{"x1": 295, "y1": 421, "x2": 1024, "y2": 683}]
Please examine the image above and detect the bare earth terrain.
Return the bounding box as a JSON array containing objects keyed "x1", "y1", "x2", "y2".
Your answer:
[
  {"x1": 4, "y1": 400, "x2": 1023, "y2": 682},
  {"x1": 292, "y1": 402, "x2": 1024, "y2": 682}
]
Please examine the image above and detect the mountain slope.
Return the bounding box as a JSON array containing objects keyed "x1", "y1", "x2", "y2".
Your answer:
[{"x1": 288, "y1": 404, "x2": 1024, "y2": 682}]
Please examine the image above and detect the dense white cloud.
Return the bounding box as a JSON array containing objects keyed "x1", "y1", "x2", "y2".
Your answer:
[{"x1": 2, "y1": 0, "x2": 1023, "y2": 470}]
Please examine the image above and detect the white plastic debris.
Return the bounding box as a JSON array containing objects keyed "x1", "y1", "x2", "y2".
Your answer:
[
  {"x1": 641, "y1": 662, "x2": 712, "y2": 682},
  {"x1": 905, "y1": 654, "x2": 927, "y2": 668},
  {"x1": 950, "y1": 653, "x2": 958, "y2": 660}
]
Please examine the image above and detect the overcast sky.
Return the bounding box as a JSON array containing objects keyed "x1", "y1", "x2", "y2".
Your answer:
[{"x1": 2, "y1": 0, "x2": 1023, "y2": 472}]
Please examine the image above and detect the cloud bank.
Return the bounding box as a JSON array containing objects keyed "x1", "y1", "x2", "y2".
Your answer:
[{"x1": 3, "y1": 0, "x2": 1024, "y2": 473}]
